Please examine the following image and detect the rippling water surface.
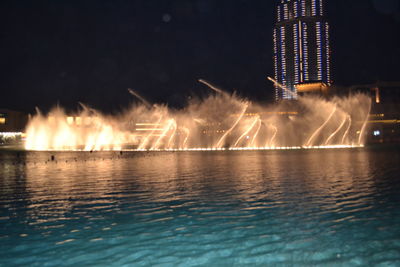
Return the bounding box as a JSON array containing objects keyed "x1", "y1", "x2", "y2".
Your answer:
[{"x1": 1, "y1": 147, "x2": 400, "y2": 266}]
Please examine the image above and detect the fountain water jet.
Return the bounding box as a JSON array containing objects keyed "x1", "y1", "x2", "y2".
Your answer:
[
  {"x1": 250, "y1": 118, "x2": 262, "y2": 147},
  {"x1": 324, "y1": 112, "x2": 348, "y2": 145},
  {"x1": 128, "y1": 88, "x2": 152, "y2": 109},
  {"x1": 266, "y1": 124, "x2": 278, "y2": 147},
  {"x1": 233, "y1": 115, "x2": 260, "y2": 147},
  {"x1": 267, "y1": 77, "x2": 297, "y2": 99},
  {"x1": 341, "y1": 116, "x2": 352, "y2": 144},
  {"x1": 215, "y1": 103, "x2": 248, "y2": 148},
  {"x1": 198, "y1": 79, "x2": 229, "y2": 96},
  {"x1": 358, "y1": 101, "x2": 372, "y2": 145},
  {"x1": 305, "y1": 105, "x2": 337, "y2": 147}
]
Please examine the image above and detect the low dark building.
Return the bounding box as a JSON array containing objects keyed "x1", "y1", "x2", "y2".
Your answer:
[
  {"x1": 0, "y1": 109, "x2": 28, "y2": 132},
  {"x1": 0, "y1": 109, "x2": 28, "y2": 145}
]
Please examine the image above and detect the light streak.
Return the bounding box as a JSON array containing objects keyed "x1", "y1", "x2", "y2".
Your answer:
[
  {"x1": 324, "y1": 113, "x2": 347, "y2": 145},
  {"x1": 305, "y1": 105, "x2": 337, "y2": 147},
  {"x1": 198, "y1": 79, "x2": 229, "y2": 96},
  {"x1": 30, "y1": 145, "x2": 362, "y2": 152},
  {"x1": 215, "y1": 103, "x2": 248, "y2": 148},
  {"x1": 151, "y1": 119, "x2": 174, "y2": 150},
  {"x1": 358, "y1": 100, "x2": 372, "y2": 145},
  {"x1": 250, "y1": 118, "x2": 262, "y2": 147},
  {"x1": 128, "y1": 88, "x2": 152, "y2": 108},
  {"x1": 341, "y1": 115, "x2": 352, "y2": 144},
  {"x1": 135, "y1": 123, "x2": 162, "y2": 126},
  {"x1": 267, "y1": 77, "x2": 298, "y2": 99},
  {"x1": 135, "y1": 128, "x2": 164, "y2": 131},
  {"x1": 181, "y1": 127, "x2": 190, "y2": 149},
  {"x1": 138, "y1": 116, "x2": 163, "y2": 150},
  {"x1": 233, "y1": 116, "x2": 260, "y2": 147},
  {"x1": 167, "y1": 120, "x2": 177, "y2": 149},
  {"x1": 267, "y1": 124, "x2": 278, "y2": 147}
]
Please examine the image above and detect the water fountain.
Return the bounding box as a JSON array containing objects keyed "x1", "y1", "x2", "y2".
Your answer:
[{"x1": 24, "y1": 79, "x2": 371, "y2": 151}]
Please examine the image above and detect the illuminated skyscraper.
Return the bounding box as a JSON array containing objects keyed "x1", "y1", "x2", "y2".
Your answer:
[{"x1": 273, "y1": 0, "x2": 331, "y2": 100}]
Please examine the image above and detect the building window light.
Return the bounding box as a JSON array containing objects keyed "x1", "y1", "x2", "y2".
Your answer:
[
  {"x1": 312, "y1": 0, "x2": 317, "y2": 16},
  {"x1": 319, "y1": 0, "x2": 324, "y2": 16},
  {"x1": 0, "y1": 118, "x2": 5, "y2": 124}
]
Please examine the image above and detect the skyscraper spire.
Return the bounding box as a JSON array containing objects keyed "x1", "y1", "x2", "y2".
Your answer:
[{"x1": 273, "y1": 0, "x2": 331, "y2": 100}]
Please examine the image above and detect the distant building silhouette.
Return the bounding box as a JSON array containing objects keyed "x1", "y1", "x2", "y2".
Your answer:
[
  {"x1": 0, "y1": 109, "x2": 27, "y2": 145},
  {"x1": 273, "y1": 0, "x2": 331, "y2": 100},
  {"x1": 0, "y1": 109, "x2": 27, "y2": 132}
]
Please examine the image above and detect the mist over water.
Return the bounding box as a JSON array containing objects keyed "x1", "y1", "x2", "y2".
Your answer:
[{"x1": 24, "y1": 83, "x2": 371, "y2": 151}]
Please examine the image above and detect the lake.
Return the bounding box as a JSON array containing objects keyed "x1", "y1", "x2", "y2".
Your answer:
[{"x1": 1, "y1": 147, "x2": 400, "y2": 266}]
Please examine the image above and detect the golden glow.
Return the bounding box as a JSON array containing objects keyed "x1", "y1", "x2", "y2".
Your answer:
[
  {"x1": 341, "y1": 115, "x2": 352, "y2": 144},
  {"x1": 233, "y1": 116, "x2": 260, "y2": 147},
  {"x1": 325, "y1": 114, "x2": 347, "y2": 145},
  {"x1": 370, "y1": 114, "x2": 384, "y2": 118},
  {"x1": 244, "y1": 111, "x2": 298, "y2": 116},
  {"x1": 135, "y1": 128, "x2": 164, "y2": 131},
  {"x1": 0, "y1": 132, "x2": 22, "y2": 138},
  {"x1": 267, "y1": 124, "x2": 278, "y2": 147},
  {"x1": 135, "y1": 123, "x2": 162, "y2": 126},
  {"x1": 150, "y1": 119, "x2": 175, "y2": 150},
  {"x1": 215, "y1": 103, "x2": 248, "y2": 148},
  {"x1": 296, "y1": 82, "x2": 328, "y2": 93},
  {"x1": 182, "y1": 127, "x2": 190, "y2": 149},
  {"x1": 368, "y1": 120, "x2": 400, "y2": 124},
  {"x1": 66, "y1": 117, "x2": 74, "y2": 125},
  {"x1": 24, "y1": 87, "x2": 371, "y2": 151},
  {"x1": 0, "y1": 118, "x2": 5, "y2": 124},
  {"x1": 138, "y1": 116, "x2": 163, "y2": 150},
  {"x1": 375, "y1": 87, "x2": 380, "y2": 104},
  {"x1": 250, "y1": 118, "x2": 262, "y2": 147},
  {"x1": 358, "y1": 100, "x2": 372, "y2": 145},
  {"x1": 306, "y1": 105, "x2": 337, "y2": 146},
  {"x1": 25, "y1": 110, "x2": 127, "y2": 151},
  {"x1": 135, "y1": 145, "x2": 363, "y2": 152},
  {"x1": 166, "y1": 120, "x2": 177, "y2": 149},
  {"x1": 75, "y1": 117, "x2": 82, "y2": 126}
]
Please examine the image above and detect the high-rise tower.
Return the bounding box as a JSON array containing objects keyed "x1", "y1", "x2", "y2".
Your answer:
[{"x1": 273, "y1": 0, "x2": 331, "y2": 100}]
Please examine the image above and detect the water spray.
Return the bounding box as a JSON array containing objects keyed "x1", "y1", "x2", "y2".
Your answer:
[
  {"x1": 128, "y1": 88, "x2": 152, "y2": 109},
  {"x1": 215, "y1": 103, "x2": 248, "y2": 148},
  {"x1": 324, "y1": 113, "x2": 348, "y2": 145},
  {"x1": 305, "y1": 105, "x2": 337, "y2": 147},
  {"x1": 198, "y1": 79, "x2": 229, "y2": 96},
  {"x1": 267, "y1": 77, "x2": 298, "y2": 99},
  {"x1": 24, "y1": 80, "x2": 371, "y2": 151}
]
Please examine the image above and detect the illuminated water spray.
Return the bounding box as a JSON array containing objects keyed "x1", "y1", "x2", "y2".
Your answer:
[
  {"x1": 267, "y1": 77, "x2": 297, "y2": 99},
  {"x1": 198, "y1": 79, "x2": 229, "y2": 96},
  {"x1": 305, "y1": 105, "x2": 337, "y2": 147},
  {"x1": 324, "y1": 112, "x2": 348, "y2": 145},
  {"x1": 25, "y1": 79, "x2": 371, "y2": 151},
  {"x1": 233, "y1": 115, "x2": 260, "y2": 147},
  {"x1": 128, "y1": 88, "x2": 152, "y2": 108}
]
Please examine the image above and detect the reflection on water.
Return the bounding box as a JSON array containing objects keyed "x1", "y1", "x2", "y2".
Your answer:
[{"x1": 1, "y1": 148, "x2": 400, "y2": 266}]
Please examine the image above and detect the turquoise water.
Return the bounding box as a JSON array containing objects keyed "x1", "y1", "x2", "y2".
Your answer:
[{"x1": 1, "y1": 148, "x2": 400, "y2": 266}]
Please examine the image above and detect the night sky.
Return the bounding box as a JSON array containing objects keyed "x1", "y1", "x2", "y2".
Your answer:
[{"x1": 1, "y1": 0, "x2": 400, "y2": 113}]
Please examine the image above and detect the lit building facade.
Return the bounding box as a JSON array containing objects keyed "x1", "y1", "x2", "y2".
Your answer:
[{"x1": 273, "y1": 0, "x2": 331, "y2": 100}]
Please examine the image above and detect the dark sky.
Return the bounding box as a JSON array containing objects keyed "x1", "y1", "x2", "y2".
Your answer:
[{"x1": 1, "y1": 0, "x2": 400, "y2": 112}]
